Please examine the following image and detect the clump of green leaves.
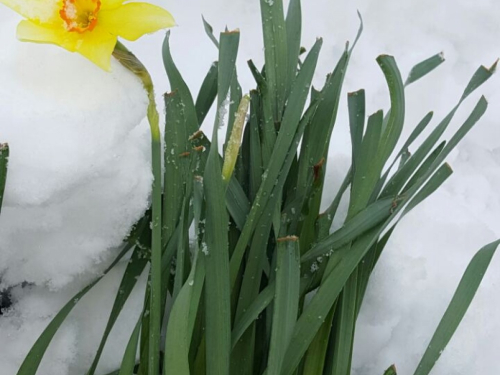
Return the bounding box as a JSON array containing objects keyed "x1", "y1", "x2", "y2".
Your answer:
[{"x1": 14, "y1": 1, "x2": 498, "y2": 375}]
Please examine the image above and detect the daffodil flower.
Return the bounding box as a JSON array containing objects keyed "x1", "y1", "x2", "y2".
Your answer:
[{"x1": 0, "y1": 0, "x2": 175, "y2": 71}]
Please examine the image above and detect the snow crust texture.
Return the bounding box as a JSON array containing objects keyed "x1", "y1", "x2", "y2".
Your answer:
[
  {"x1": 0, "y1": 16, "x2": 152, "y2": 290},
  {"x1": 1, "y1": 0, "x2": 499, "y2": 374},
  {"x1": 0, "y1": 13, "x2": 152, "y2": 374}
]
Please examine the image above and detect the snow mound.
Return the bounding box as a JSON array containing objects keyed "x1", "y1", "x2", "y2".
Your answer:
[{"x1": 0, "y1": 15, "x2": 152, "y2": 290}]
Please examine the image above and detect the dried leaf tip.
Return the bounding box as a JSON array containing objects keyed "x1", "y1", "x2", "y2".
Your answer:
[
  {"x1": 489, "y1": 59, "x2": 498, "y2": 73},
  {"x1": 189, "y1": 130, "x2": 205, "y2": 141},
  {"x1": 165, "y1": 90, "x2": 178, "y2": 98},
  {"x1": 277, "y1": 236, "x2": 300, "y2": 243}
]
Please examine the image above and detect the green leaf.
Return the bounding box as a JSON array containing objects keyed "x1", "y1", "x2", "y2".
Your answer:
[
  {"x1": 204, "y1": 145, "x2": 231, "y2": 375},
  {"x1": 0, "y1": 143, "x2": 8, "y2": 214},
  {"x1": 405, "y1": 52, "x2": 445, "y2": 86},
  {"x1": 349, "y1": 11, "x2": 364, "y2": 52},
  {"x1": 400, "y1": 111, "x2": 434, "y2": 158},
  {"x1": 203, "y1": 30, "x2": 240, "y2": 375},
  {"x1": 162, "y1": 33, "x2": 199, "y2": 248},
  {"x1": 285, "y1": 0, "x2": 302, "y2": 97},
  {"x1": 163, "y1": 32, "x2": 199, "y2": 130},
  {"x1": 384, "y1": 364, "x2": 398, "y2": 375},
  {"x1": 376, "y1": 55, "x2": 405, "y2": 166},
  {"x1": 215, "y1": 31, "x2": 239, "y2": 111},
  {"x1": 172, "y1": 198, "x2": 190, "y2": 301},
  {"x1": 162, "y1": 90, "x2": 194, "y2": 322},
  {"x1": 17, "y1": 244, "x2": 134, "y2": 375},
  {"x1": 118, "y1": 318, "x2": 141, "y2": 375},
  {"x1": 329, "y1": 273, "x2": 358, "y2": 375},
  {"x1": 413, "y1": 240, "x2": 499, "y2": 375},
  {"x1": 86, "y1": 246, "x2": 149, "y2": 375},
  {"x1": 295, "y1": 48, "x2": 349, "y2": 216},
  {"x1": 460, "y1": 60, "x2": 497, "y2": 102},
  {"x1": 320, "y1": 168, "x2": 352, "y2": 229},
  {"x1": 202, "y1": 16, "x2": 220, "y2": 48},
  {"x1": 267, "y1": 237, "x2": 301, "y2": 375},
  {"x1": 349, "y1": 110, "x2": 384, "y2": 215},
  {"x1": 301, "y1": 197, "x2": 394, "y2": 263},
  {"x1": 248, "y1": 91, "x2": 264, "y2": 201},
  {"x1": 403, "y1": 162, "x2": 453, "y2": 216},
  {"x1": 226, "y1": 177, "x2": 251, "y2": 230},
  {"x1": 231, "y1": 206, "x2": 274, "y2": 374},
  {"x1": 356, "y1": 228, "x2": 395, "y2": 316},
  {"x1": 247, "y1": 60, "x2": 276, "y2": 164},
  {"x1": 348, "y1": 90, "x2": 366, "y2": 167},
  {"x1": 164, "y1": 247, "x2": 206, "y2": 375},
  {"x1": 195, "y1": 62, "x2": 219, "y2": 125},
  {"x1": 301, "y1": 305, "x2": 336, "y2": 375},
  {"x1": 429, "y1": 96, "x2": 488, "y2": 169},
  {"x1": 260, "y1": 0, "x2": 288, "y2": 121},
  {"x1": 231, "y1": 285, "x2": 274, "y2": 348},
  {"x1": 401, "y1": 141, "x2": 446, "y2": 196}
]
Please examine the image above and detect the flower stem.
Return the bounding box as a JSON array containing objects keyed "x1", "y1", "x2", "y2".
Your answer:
[{"x1": 113, "y1": 42, "x2": 162, "y2": 375}]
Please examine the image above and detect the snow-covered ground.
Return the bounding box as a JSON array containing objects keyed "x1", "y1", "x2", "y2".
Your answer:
[{"x1": 0, "y1": 0, "x2": 499, "y2": 374}]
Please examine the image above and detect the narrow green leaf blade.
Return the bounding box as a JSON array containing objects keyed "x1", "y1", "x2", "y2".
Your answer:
[
  {"x1": 260, "y1": 0, "x2": 288, "y2": 121},
  {"x1": 267, "y1": 237, "x2": 301, "y2": 375},
  {"x1": 195, "y1": 61, "x2": 219, "y2": 125},
  {"x1": 413, "y1": 240, "x2": 499, "y2": 375},
  {"x1": 460, "y1": 60, "x2": 497, "y2": 102},
  {"x1": 348, "y1": 90, "x2": 366, "y2": 167},
  {"x1": 400, "y1": 111, "x2": 434, "y2": 155},
  {"x1": 203, "y1": 30, "x2": 240, "y2": 375},
  {"x1": 164, "y1": 251, "x2": 205, "y2": 375},
  {"x1": 376, "y1": 55, "x2": 405, "y2": 166},
  {"x1": 118, "y1": 318, "x2": 141, "y2": 375},
  {"x1": 162, "y1": 32, "x2": 199, "y2": 131},
  {"x1": 301, "y1": 197, "x2": 394, "y2": 263},
  {"x1": 350, "y1": 110, "x2": 384, "y2": 215},
  {"x1": 202, "y1": 16, "x2": 220, "y2": 48},
  {"x1": 285, "y1": 0, "x2": 302, "y2": 97},
  {"x1": 0, "y1": 143, "x2": 8, "y2": 214},
  {"x1": 86, "y1": 247, "x2": 148, "y2": 375},
  {"x1": 231, "y1": 285, "x2": 274, "y2": 349},
  {"x1": 17, "y1": 244, "x2": 134, "y2": 375},
  {"x1": 329, "y1": 274, "x2": 358, "y2": 375},
  {"x1": 384, "y1": 364, "x2": 398, "y2": 375},
  {"x1": 405, "y1": 52, "x2": 445, "y2": 86}
]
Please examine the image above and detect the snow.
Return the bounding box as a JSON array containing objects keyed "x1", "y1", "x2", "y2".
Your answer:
[
  {"x1": 1, "y1": 0, "x2": 499, "y2": 374},
  {"x1": 0, "y1": 12, "x2": 152, "y2": 372},
  {"x1": 0, "y1": 14, "x2": 152, "y2": 291}
]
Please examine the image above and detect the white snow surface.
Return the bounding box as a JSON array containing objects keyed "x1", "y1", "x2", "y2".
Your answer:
[
  {"x1": 0, "y1": 12, "x2": 152, "y2": 373},
  {"x1": 1, "y1": 0, "x2": 499, "y2": 374},
  {"x1": 0, "y1": 15, "x2": 152, "y2": 290}
]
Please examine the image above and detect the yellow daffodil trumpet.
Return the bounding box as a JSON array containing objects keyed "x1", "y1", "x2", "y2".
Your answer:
[{"x1": 0, "y1": 0, "x2": 175, "y2": 71}]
